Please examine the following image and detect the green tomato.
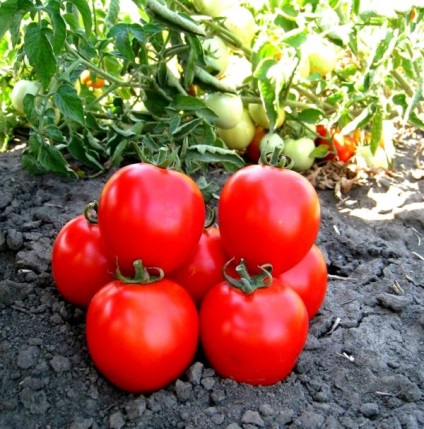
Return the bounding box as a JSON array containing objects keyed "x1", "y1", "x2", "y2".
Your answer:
[
  {"x1": 204, "y1": 92, "x2": 243, "y2": 129},
  {"x1": 202, "y1": 36, "x2": 230, "y2": 77},
  {"x1": 223, "y1": 6, "x2": 257, "y2": 47},
  {"x1": 283, "y1": 137, "x2": 315, "y2": 171},
  {"x1": 248, "y1": 103, "x2": 285, "y2": 130},
  {"x1": 10, "y1": 80, "x2": 41, "y2": 114},
  {"x1": 259, "y1": 133, "x2": 284, "y2": 155},
  {"x1": 356, "y1": 146, "x2": 389, "y2": 169},
  {"x1": 192, "y1": 0, "x2": 230, "y2": 17},
  {"x1": 305, "y1": 35, "x2": 337, "y2": 76},
  {"x1": 217, "y1": 109, "x2": 256, "y2": 150}
]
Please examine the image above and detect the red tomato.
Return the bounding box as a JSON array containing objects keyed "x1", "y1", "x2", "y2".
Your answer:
[
  {"x1": 218, "y1": 165, "x2": 320, "y2": 275},
  {"x1": 97, "y1": 163, "x2": 206, "y2": 275},
  {"x1": 278, "y1": 244, "x2": 327, "y2": 319},
  {"x1": 80, "y1": 70, "x2": 105, "y2": 89},
  {"x1": 86, "y1": 278, "x2": 199, "y2": 393},
  {"x1": 315, "y1": 125, "x2": 356, "y2": 162},
  {"x1": 200, "y1": 276, "x2": 308, "y2": 385},
  {"x1": 168, "y1": 226, "x2": 229, "y2": 307},
  {"x1": 51, "y1": 215, "x2": 115, "y2": 307},
  {"x1": 246, "y1": 126, "x2": 266, "y2": 163}
]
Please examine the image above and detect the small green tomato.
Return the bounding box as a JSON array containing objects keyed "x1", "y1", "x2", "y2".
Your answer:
[
  {"x1": 217, "y1": 110, "x2": 256, "y2": 151},
  {"x1": 248, "y1": 103, "x2": 285, "y2": 130},
  {"x1": 10, "y1": 80, "x2": 41, "y2": 114},
  {"x1": 204, "y1": 93, "x2": 243, "y2": 129},
  {"x1": 222, "y1": 6, "x2": 257, "y2": 47},
  {"x1": 202, "y1": 36, "x2": 230, "y2": 77},
  {"x1": 283, "y1": 137, "x2": 316, "y2": 171}
]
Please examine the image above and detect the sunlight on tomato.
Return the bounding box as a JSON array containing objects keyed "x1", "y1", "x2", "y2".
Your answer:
[
  {"x1": 217, "y1": 109, "x2": 256, "y2": 150},
  {"x1": 204, "y1": 92, "x2": 243, "y2": 129},
  {"x1": 80, "y1": 70, "x2": 105, "y2": 89}
]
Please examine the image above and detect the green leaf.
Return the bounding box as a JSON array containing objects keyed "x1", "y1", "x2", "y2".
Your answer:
[
  {"x1": 71, "y1": 0, "x2": 92, "y2": 37},
  {"x1": 106, "y1": 0, "x2": 120, "y2": 27},
  {"x1": 186, "y1": 145, "x2": 245, "y2": 169},
  {"x1": 280, "y1": 27, "x2": 308, "y2": 48},
  {"x1": 297, "y1": 108, "x2": 325, "y2": 123},
  {"x1": 172, "y1": 94, "x2": 205, "y2": 111},
  {"x1": 68, "y1": 134, "x2": 104, "y2": 170},
  {"x1": 0, "y1": 0, "x2": 18, "y2": 39},
  {"x1": 108, "y1": 23, "x2": 145, "y2": 61},
  {"x1": 54, "y1": 83, "x2": 85, "y2": 126},
  {"x1": 46, "y1": 1, "x2": 67, "y2": 54},
  {"x1": 341, "y1": 105, "x2": 376, "y2": 135},
  {"x1": 24, "y1": 23, "x2": 57, "y2": 87},
  {"x1": 370, "y1": 108, "x2": 383, "y2": 155},
  {"x1": 172, "y1": 117, "x2": 203, "y2": 139}
]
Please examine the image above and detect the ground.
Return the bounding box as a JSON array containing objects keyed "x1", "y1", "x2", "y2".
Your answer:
[{"x1": 0, "y1": 127, "x2": 423, "y2": 429}]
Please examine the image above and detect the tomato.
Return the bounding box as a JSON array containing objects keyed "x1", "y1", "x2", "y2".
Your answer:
[
  {"x1": 10, "y1": 80, "x2": 41, "y2": 114},
  {"x1": 200, "y1": 274, "x2": 309, "y2": 385},
  {"x1": 204, "y1": 92, "x2": 243, "y2": 129},
  {"x1": 168, "y1": 227, "x2": 229, "y2": 307},
  {"x1": 248, "y1": 102, "x2": 285, "y2": 130},
  {"x1": 315, "y1": 126, "x2": 356, "y2": 162},
  {"x1": 51, "y1": 214, "x2": 115, "y2": 308},
  {"x1": 97, "y1": 163, "x2": 206, "y2": 275},
  {"x1": 259, "y1": 132, "x2": 284, "y2": 155},
  {"x1": 202, "y1": 36, "x2": 230, "y2": 77},
  {"x1": 283, "y1": 137, "x2": 315, "y2": 171},
  {"x1": 86, "y1": 277, "x2": 199, "y2": 393},
  {"x1": 246, "y1": 126, "x2": 266, "y2": 163},
  {"x1": 217, "y1": 109, "x2": 256, "y2": 150},
  {"x1": 80, "y1": 70, "x2": 105, "y2": 89},
  {"x1": 218, "y1": 165, "x2": 320, "y2": 275},
  {"x1": 304, "y1": 35, "x2": 337, "y2": 76},
  {"x1": 278, "y1": 244, "x2": 327, "y2": 319},
  {"x1": 222, "y1": 6, "x2": 257, "y2": 47},
  {"x1": 192, "y1": 0, "x2": 230, "y2": 17}
]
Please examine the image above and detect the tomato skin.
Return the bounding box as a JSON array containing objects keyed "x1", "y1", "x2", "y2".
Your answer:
[
  {"x1": 86, "y1": 279, "x2": 199, "y2": 393},
  {"x1": 80, "y1": 70, "x2": 105, "y2": 89},
  {"x1": 98, "y1": 163, "x2": 206, "y2": 275},
  {"x1": 218, "y1": 165, "x2": 320, "y2": 275},
  {"x1": 51, "y1": 215, "x2": 115, "y2": 308},
  {"x1": 200, "y1": 278, "x2": 308, "y2": 385},
  {"x1": 278, "y1": 244, "x2": 328, "y2": 319},
  {"x1": 168, "y1": 227, "x2": 229, "y2": 307},
  {"x1": 246, "y1": 126, "x2": 266, "y2": 163},
  {"x1": 315, "y1": 126, "x2": 356, "y2": 162}
]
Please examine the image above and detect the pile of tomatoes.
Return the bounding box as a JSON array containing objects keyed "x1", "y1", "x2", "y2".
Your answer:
[{"x1": 51, "y1": 160, "x2": 327, "y2": 393}]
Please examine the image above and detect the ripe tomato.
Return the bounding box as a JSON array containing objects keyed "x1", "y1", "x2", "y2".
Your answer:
[
  {"x1": 278, "y1": 244, "x2": 328, "y2": 319},
  {"x1": 51, "y1": 214, "x2": 115, "y2": 308},
  {"x1": 80, "y1": 70, "x2": 105, "y2": 89},
  {"x1": 217, "y1": 109, "x2": 256, "y2": 151},
  {"x1": 218, "y1": 165, "x2": 320, "y2": 275},
  {"x1": 204, "y1": 92, "x2": 243, "y2": 129},
  {"x1": 98, "y1": 163, "x2": 206, "y2": 275},
  {"x1": 283, "y1": 137, "x2": 315, "y2": 171},
  {"x1": 200, "y1": 276, "x2": 308, "y2": 385},
  {"x1": 246, "y1": 126, "x2": 266, "y2": 163},
  {"x1": 86, "y1": 278, "x2": 199, "y2": 393},
  {"x1": 168, "y1": 227, "x2": 229, "y2": 307},
  {"x1": 315, "y1": 125, "x2": 356, "y2": 162}
]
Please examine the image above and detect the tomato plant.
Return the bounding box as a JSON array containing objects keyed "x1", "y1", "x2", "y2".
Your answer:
[
  {"x1": 80, "y1": 70, "x2": 105, "y2": 89},
  {"x1": 218, "y1": 165, "x2": 320, "y2": 275},
  {"x1": 283, "y1": 137, "x2": 315, "y2": 171},
  {"x1": 200, "y1": 261, "x2": 308, "y2": 385},
  {"x1": 97, "y1": 163, "x2": 206, "y2": 275},
  {"x1": 10, "y1": 80, "x2": 41, "y2": 114},
  {"x1": 278, "y1": 244, "x2": 328, "y2": 319},
  {"x1": 86, "y1": 264, "x2": 199, "y2": 393},
  {"x1": 51, "y1": 212, "x2": 115, "y2": 308},
  {"x1": 168, "y1": 226, "x2": 229, "y2": 307}
]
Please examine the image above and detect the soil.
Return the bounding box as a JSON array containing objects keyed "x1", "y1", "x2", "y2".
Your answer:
[{"x1": 0, "y1": 128, "x2": 423, "y2": 429}]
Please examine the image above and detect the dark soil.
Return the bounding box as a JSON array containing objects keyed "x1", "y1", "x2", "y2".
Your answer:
[{"x1": 1, "y1": 129, "x2": 423, "y2": 429}]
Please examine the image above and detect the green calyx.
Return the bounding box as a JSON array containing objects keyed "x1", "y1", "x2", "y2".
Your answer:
[
  {"x1": 259, "y1": 144, "x2": 294, "y2": 169},
  {"x1": 223, "y1": 259, "x2": 273, "y2": 294},
  {"x1": 116, "y1": 260, "x2": 164, "y2": 285},
  {"x1": 84, "y1": 200, "x2": 99, "y2": 224}
]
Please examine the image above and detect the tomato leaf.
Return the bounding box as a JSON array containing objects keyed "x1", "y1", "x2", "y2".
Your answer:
[
  {"x1": 23, "y1": 23, "x2": 57, "y2": 87},
  {"x1": 106, "y1": 0, "x2": 120, "y2": 27},
  {"x1": 70, "y1": 0, "x2": 92, "y2": 37},
  {"x1": 186, "y1": 145, "x2": 245, "y2": 169},
  {"x1": 0, "y1": 0, "x2": 18, "y2": 39},
  {"x1": 341, "y1": 105, "x2": 376, "y2": 135},
  {"x1": 297, "y1": 108, "x2": 325, "y2": 124},
  {"x1": 54, "y1": 83, "x2": 85, "y2": 126},
  {"x1": 45, "y1": 0, "x2": 67, "y2": 54},
  {"x1": 370, "y1": 108, "x2": 383, "y2": 155},
  {"x1": 68, "y1": 134, "x2": 104, "y2": 170}
]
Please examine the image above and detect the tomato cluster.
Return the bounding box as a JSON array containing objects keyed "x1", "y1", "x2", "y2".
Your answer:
[{"x1": 51, "y1": 161, "x2": 327, "y2": 392}]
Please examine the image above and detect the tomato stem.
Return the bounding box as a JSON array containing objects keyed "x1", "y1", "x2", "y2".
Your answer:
[
  {"x1": 116, "y1": 260, "x2": 165, "y2": 284},
  {"x1": 83, "y1": 200, "x2": 99, "y2": 224},
  {"x1": 222, "y1": 259, "x2": 273, "y2": 294}
]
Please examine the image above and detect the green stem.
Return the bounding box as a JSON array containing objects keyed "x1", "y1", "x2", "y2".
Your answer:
[{"x1": 116, "y1": 260, "x2": 164, "y2": 284}]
